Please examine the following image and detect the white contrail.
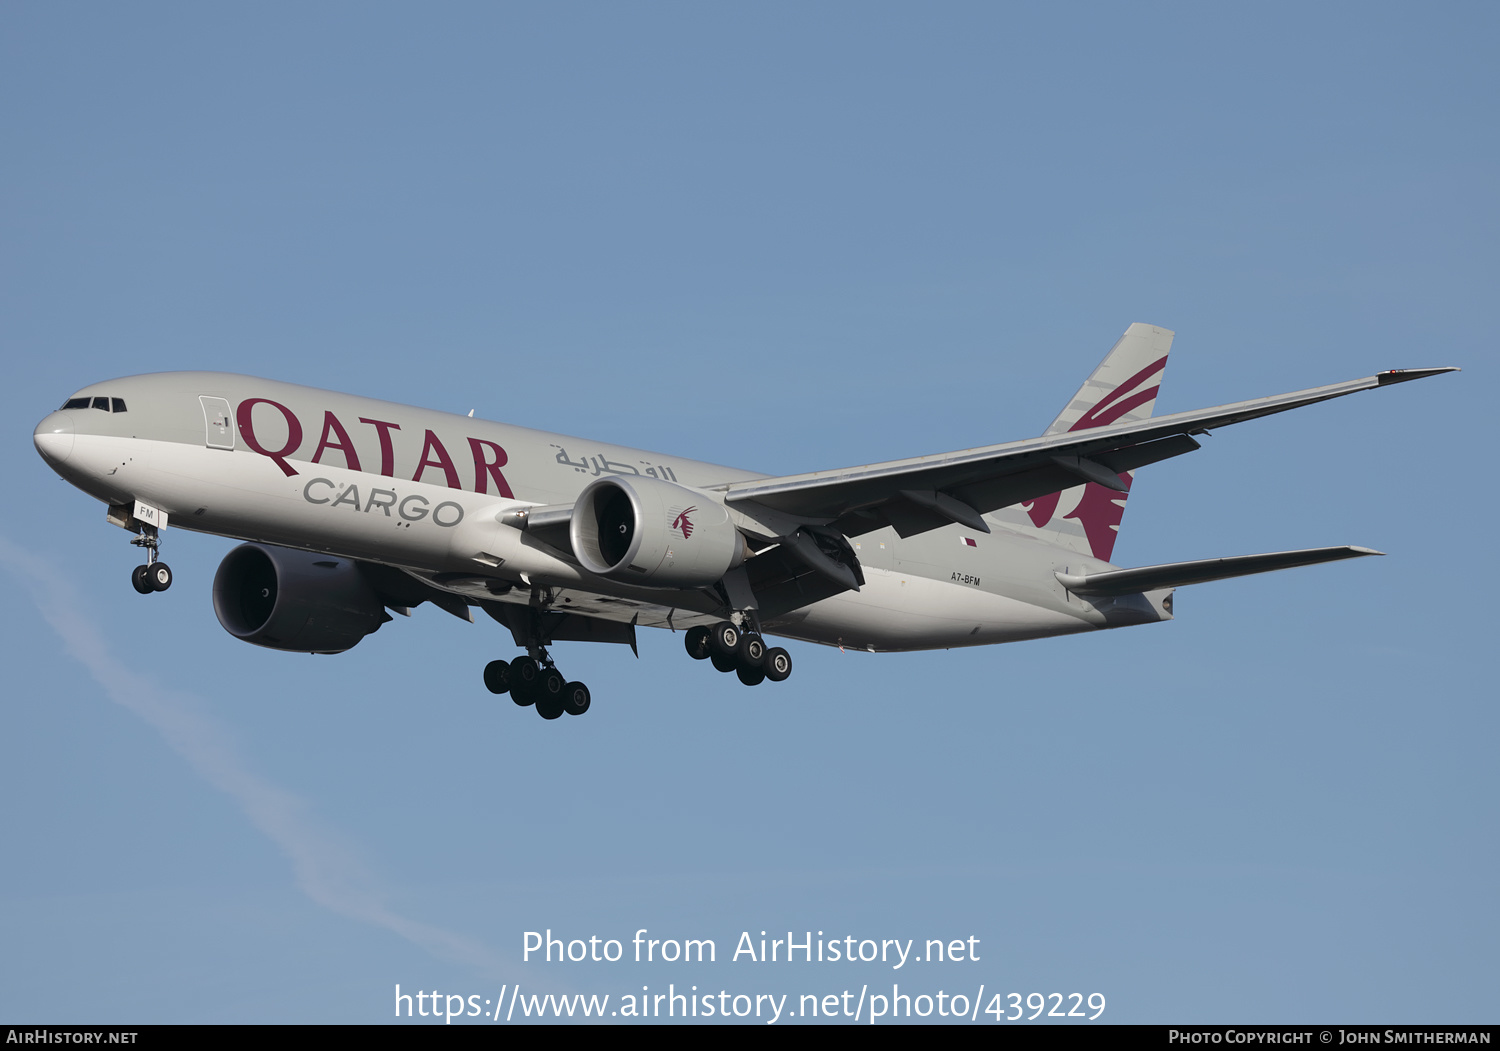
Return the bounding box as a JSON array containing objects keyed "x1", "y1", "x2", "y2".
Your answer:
[{"x1": 1, "y1": 540, "x2": 499, "y2": 971}]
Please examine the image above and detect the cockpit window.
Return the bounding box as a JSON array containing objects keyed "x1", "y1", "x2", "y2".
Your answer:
[{"x1": 60, "y1": 395, "x2": 127, "y2": 412}]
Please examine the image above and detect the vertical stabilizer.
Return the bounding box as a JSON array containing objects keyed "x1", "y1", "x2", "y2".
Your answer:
[
  {"x1": 993, "y1": 323, "x2": 1174, "y2": 562},
  {"x1": 1043, "y1": 323, "x2": 1174, "y2": 435}
]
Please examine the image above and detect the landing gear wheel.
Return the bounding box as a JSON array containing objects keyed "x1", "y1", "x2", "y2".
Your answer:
[
  {"x1": 736, "y1": 665, "x2": 765, "y2": 687},
  {"x1": 708, "y1": 621, "x2": 740, "y2": 660},
  {"x1": 710, "y1": 652, "x2": 738, "y2": 674},
  {"x1": 764, "y1": 647, "x2": 792, "y2": 682},
  {"x1": 740, "y1": 634, "x2": 766, "y2": 670},
  {"x1": 483, "y1": 660, "x2": 512, "y2": 695},
  {"x1": 537, "y1": 667, "x2": 565, "y2": 704},
  {"x1": 147, "y1": 562, "x2": 173, "y2": 592},
  {"x1": 131, "y1": 565, "x2": 153, "y2": 594},
  {"x1": 563, "y1": 682, "x2": 591, "y2": 716},
  {"x1": 533, "y1": 668, "x2": 566, "y2": 719},
  {"x1": 684, "y1": 625, "x2": 712, "y2": 660},
  {"x1": 509, "y1": 656, "x2": 540, "y2": 705}
]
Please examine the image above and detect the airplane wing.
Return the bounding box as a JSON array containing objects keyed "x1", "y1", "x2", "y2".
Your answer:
[
  {"x1": 719, "y1": 368, "x2": 1457, "y2": 538},
  {"x1": 1054, "y1": 545, "x2": 1383, "y2": 596}
]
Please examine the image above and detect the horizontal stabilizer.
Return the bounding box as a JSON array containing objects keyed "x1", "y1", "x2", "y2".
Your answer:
[{"x1": 1054, "y1": 545, "x2": 1384, "y2": 596}]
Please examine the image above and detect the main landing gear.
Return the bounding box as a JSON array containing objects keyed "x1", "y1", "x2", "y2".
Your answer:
[
  {"x1": 128, "y1": 524, "x2": 173, "y2": 594},
  {"x1": 482, "y1": 652, "x2": 591, "y2": 721},
  {"x1": 685, "y1": 621, "x2": 792, "y2": 687},
  {"x1": 479, "y1": 584, "x2": 591, "y2": 721}
]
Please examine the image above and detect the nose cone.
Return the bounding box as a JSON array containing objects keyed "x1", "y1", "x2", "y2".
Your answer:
[{"x1": 34, "y1": 412, "x2": 75, "y2": 468}]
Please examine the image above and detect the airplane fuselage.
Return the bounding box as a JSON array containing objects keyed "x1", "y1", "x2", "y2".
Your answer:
[{"x1": 33, "y1": 371, "x2": 1162, "y2": 655}]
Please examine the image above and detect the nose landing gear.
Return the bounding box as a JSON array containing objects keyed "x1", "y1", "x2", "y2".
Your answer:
[{"x1": 128, "y1": 523, "x2": 172, "y2": 593}]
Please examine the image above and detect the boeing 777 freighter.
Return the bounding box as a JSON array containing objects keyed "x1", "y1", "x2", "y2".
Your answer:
[{"x1": 32, "y1": 324, "x2": 1455, "y2": 720}]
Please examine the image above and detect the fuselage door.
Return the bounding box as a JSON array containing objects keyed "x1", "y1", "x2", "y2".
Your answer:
[{"x1": 200, "y1": 396, "x2": 235, "y2": 450}]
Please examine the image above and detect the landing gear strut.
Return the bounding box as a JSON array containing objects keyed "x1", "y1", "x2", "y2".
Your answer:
[
  {"x1": 129, "y1": 524, "x2": 172, "y2": 594},
  {"x1": 481, "y1": 600, "x2": 592, "y2": 720},
  {"x1": 685, "y1": 620, "x2": 792, "y2": 688}
]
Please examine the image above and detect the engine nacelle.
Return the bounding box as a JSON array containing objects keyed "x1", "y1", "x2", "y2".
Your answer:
[
  {"x1": 569, "y1": 476, "x2": 744, "y2": 588},
  {"x1": 212, "y1": 543, "x2": 390, "y2": 654}
]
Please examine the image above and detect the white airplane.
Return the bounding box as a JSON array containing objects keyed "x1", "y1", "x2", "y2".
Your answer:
[{"x1": 33, "y1": 324, "x2": 1454, "y2": 720}]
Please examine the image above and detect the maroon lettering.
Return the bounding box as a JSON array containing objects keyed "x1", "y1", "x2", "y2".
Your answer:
[
  {"x1": 236, "y1": 398, "x2": 303, "y2": 477},
  {"x1": 412, "y1": 430, "x2": 461, "y2": 489},
  {"x1": 358, "y1": 417, "x2": 401, "y2": 477},
  {"x1": 468, "y1": 438, "x2": 515, "y2": 498},
  {"x1": 311, "y1": 411, "x2": 362, "y2": 472}
]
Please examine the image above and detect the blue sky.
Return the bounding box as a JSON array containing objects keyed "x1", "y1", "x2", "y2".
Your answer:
[{"x1": 2, "y1": 2, "x2": 1494, "y2": 1023}]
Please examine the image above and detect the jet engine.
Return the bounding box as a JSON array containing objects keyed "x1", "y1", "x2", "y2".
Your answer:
[
  {"x1": 569, "y1": 476, "x2": 745, "y2": 588},
  {"x1": 212, "y1": 543, "x2": 391, "y2": 654}
]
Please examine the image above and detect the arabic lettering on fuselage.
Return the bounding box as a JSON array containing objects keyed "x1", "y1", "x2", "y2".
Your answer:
[{"x1": 551, "y1": 445, "x2": 677, "y2": 482}]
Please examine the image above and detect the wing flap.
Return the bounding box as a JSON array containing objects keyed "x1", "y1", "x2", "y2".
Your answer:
[{"x1": 481, "y1": 601, "x2": 639, "y2": 649}]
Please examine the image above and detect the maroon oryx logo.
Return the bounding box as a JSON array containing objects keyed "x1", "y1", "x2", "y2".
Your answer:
[
  {"x1": 1022, "y1": 354, "x2": 1167, "y2": 562},
  {"x1": 671, "y1": 506, "x2": 697, "y2": 539}
]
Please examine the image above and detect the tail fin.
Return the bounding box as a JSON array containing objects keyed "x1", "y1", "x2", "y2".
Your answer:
[
  {"x1": 996, "y1": 323, "x2": 1175, "y2": 562},
  {"x1": 1043, "y1": 323, "x2": 1174, "y2": 435}
]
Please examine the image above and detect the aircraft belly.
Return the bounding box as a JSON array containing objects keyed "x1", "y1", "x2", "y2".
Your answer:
[{"x1": 776, "y1": 566, "x2": 1094, "y2": 652}]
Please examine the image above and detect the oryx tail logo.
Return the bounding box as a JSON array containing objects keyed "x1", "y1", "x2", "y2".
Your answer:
[
  {"x1": 1024, "y1": 354, "x2": 1168, "y2": 562},
  {"x1": 671, "y1": 506, "x2": 697, "y2": 539}
]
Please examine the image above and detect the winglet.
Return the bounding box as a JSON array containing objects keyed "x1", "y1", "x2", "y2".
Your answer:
[{"x1": 1376, "y1": 367, "x2": 1460, "y2": 386}]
